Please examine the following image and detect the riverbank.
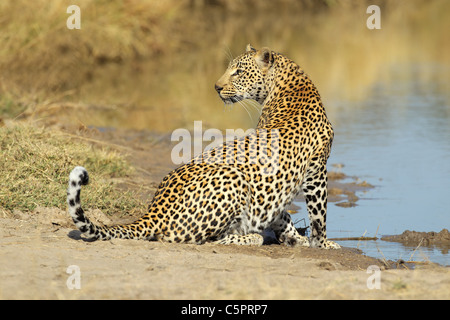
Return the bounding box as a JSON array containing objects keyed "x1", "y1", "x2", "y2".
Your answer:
[
  {"x1": 1, "y1": 206, "x2": 448, "y2": 299},
  {"x1": 1, "y1": 122, "x2": 448, "y2": 300}
]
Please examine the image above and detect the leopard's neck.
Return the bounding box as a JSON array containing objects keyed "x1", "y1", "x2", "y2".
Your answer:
[{"x1": 256, "y1": 53, "x2": 329, "y2": 131}]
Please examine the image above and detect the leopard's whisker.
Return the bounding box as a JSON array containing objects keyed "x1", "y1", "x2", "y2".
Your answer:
[{"x1": 238, "y1": 100, "x2": 255, "y2": 124}]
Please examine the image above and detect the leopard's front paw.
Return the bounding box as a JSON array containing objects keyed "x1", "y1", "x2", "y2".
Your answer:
[
  {"x1": 310, "y1": 237, "x2": 341, "y2": 249},
  {"x1": 323, "y1": 240, "x2": 341, "y2": 249},
  {"x1": 279, "y1": 234, "x2": 310, "y2": 247}
]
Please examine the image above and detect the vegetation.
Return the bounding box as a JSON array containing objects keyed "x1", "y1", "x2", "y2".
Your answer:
[
  {"x1": 0, "y1": 123, "x2": 142, "y2": 216},
  {"x1": 1, "y1": 0, "x2": 448, "y2": 129},
  {"x1": 0, "y1": 0, "x2": 448, "y2": 215}
]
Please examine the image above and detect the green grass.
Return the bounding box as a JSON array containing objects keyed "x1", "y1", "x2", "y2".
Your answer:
[{"x1": 0, "y1": 123, "x2": 143, "y2": 216}]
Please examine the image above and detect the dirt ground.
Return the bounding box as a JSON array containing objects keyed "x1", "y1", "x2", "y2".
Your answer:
[
  {"x1": 1, "y1": 126, "x2": 449, "y2": 300},
  {"x1": 382, "y1": 229, "x2": 450, "y2": 248}
]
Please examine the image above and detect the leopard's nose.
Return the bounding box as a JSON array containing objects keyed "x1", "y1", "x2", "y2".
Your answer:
[{"x1": 214, "y1": 84, "x2": 223, "y2": 93}]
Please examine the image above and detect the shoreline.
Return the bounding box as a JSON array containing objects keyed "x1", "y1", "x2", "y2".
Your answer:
[{"x1": 0, "y1": 125, "x2": 448, "y2": 299}]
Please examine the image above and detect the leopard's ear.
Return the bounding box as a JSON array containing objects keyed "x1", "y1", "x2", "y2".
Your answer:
[
  {"x1": 255, "y1": 47, "x2": 273, "y2": 70},
  {"x1": 246, "y1": 44, "x2": 256, "y2": 52}
]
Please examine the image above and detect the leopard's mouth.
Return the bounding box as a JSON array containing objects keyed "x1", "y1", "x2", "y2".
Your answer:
[{"x1": 220, "y1": 94, "x2": 245, "y2": 105}]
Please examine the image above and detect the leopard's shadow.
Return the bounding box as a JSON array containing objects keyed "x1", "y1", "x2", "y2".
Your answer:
[{"x1": 68, "y1": 230, "x2": 97, "y2": 242}]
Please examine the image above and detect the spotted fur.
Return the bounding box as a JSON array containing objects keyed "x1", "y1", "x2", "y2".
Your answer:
[{"x1": 67, "y1": 45, "x2": 340, "y2": 249}]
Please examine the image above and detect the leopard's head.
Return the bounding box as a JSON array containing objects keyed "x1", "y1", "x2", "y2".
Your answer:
[{"x1": 215, "y1": 44, "x2": 274, "y2": 105}]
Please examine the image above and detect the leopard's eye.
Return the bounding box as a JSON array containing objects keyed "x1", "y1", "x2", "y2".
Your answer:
[{"x1": 231, "y1": 69, "x2": 244, "y2": 76}]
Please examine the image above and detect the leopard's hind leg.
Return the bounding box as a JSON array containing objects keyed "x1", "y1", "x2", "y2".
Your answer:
[
  {"x1": 213, "y1": 233, "x2": 264, "y2": 246},
  {"x1": 269, "y1": 211, "x2": 310, "y2": 247}
]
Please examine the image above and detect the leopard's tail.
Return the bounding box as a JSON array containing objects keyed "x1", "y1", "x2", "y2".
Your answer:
[
  {"x1": 67, "y1": 166, "x2": 105, "y2": 240},
  {"x1": 67, "y1": 166, "x2": 154, "y2": 241}
]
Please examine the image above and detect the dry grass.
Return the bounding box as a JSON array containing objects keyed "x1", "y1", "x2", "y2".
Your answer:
[
  {"x1": 0, "y1": 0, "x2": 187, "y2": 91},
  {"x1": 0, "y1": 122, "x2": 143, "y2": 216},
  {"x1": 1, "y1": 0, "x2": 449, "y2": 131}
]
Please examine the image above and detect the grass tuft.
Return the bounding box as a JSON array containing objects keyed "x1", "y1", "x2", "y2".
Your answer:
[{"x1": 0, "y1": 123, "x2": 143, "y2": 216}]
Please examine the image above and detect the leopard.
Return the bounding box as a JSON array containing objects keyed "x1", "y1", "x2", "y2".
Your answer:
[{"x1": 67, "y1": 44, "x2": 340, "y2": 249}]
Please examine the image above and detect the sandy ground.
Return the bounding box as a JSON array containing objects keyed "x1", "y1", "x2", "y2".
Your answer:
[
  {"x1": 0, "y1": 208, "x2": 449, "y2": 300},
  {"x1": 1, "y1": 127, "x2": 449, "y2": 300}
]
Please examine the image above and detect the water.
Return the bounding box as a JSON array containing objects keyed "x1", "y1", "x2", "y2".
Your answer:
[{"x1": 293, "y1": 63, "x2": 450, "y2": 265}]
